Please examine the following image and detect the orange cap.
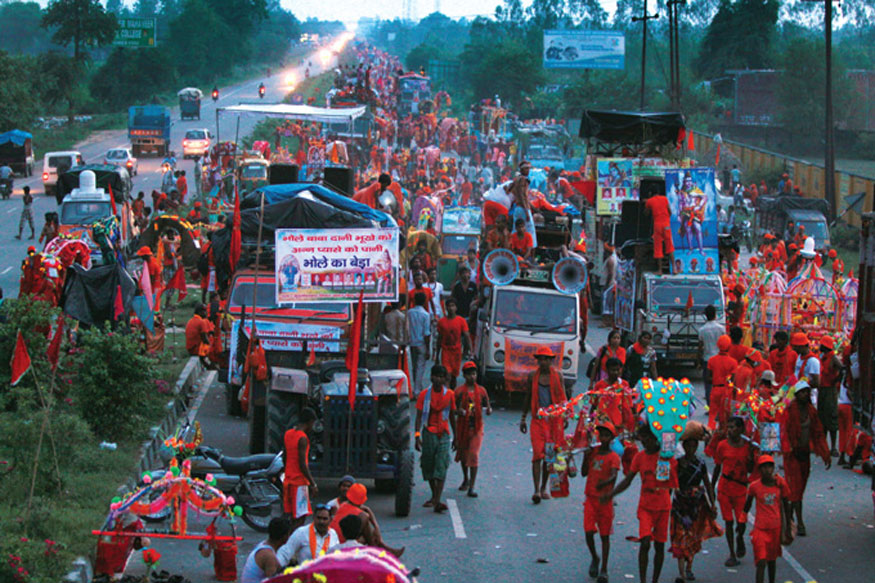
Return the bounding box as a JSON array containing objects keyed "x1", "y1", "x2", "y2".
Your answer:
[
  {"x1": 828, "y1": 249, "x2": 837, "y2": 258},
  {"x1": 791, "y1": 332, "x2": 809, "y2": 346},
  {"x1": 347, "y1": 483, "x2": 368, "y2": 505},
  {"x1": 757, "y1": 454, "x2": 775, "y2": 467},
  {"x1": 764, "y1": 233, "x2": 775, "y2": 240},
  {"x1": 462, "y1": 361, "x2": 477, "y2": 371},
  {"x1": 820, "y1": 335, "x2": 835, "y2": 350},
  {"x1": 717, "y1": 335, "x2": 731, "y2": 352},
  {"x1": 136, "y1": 246, "x2": 152, "y2": 256},
  {"x1": 534, "y1": 346, "x2": 556, "y2": 358},
  {"x1": 595, "y1": 422, "x2": 616, "y2": 436}
]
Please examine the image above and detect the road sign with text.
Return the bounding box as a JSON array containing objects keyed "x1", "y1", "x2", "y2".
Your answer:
[{"x1": 113, "y1": 18, "x2": 156, "y2": 48}]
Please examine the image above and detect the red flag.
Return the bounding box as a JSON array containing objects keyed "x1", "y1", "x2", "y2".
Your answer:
[
  {"x1": 345, "y1": 291, "x2": 364, "y2": 411},
  {"x1": 107, "y1": 183, "x2": 118, "y2": 217},
  {"x1": 685, "y1": 290, "x2": 694, "y2": 311},
  {"x1": 46, "y1": 316, "x2": 65, "y2": 371},
  {"x1": 10, "y1": 330, "x2": 31, "y2": 386},
  {"x1": 166, "y1": 265, "x2": 188, "y2": 300},
  {"x1": 306, "y1": 343, "x2": 317, "y2": 366},
  {"x1": 687, "y1": 129, "x2": 695, "y2": 151},
  {"x1": 229, "y1": 185, "x2": 242, "y2": 272},
  {"x1": 715, "y1": 144, "x2": 721, "y2": 167},
  {"x1": 113, "y1": 284, "x2": 124, "y2": 321}
]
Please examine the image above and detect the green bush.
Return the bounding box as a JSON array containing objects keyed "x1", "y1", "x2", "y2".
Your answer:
[
  {"x1": 69, "y1": 325, "x2": 162, "y2": 441},
  {"x1": 0, "y1": 529, "x2": 69, "y2": 583},
  {"x1": 830, "y1": 221, "x2": 860, "y2": 252}
]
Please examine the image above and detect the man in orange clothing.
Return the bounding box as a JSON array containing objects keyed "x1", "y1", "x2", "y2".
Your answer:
[
  {"x1": 283, "y1": 407, "x2": 318, "y2": 529},
  {"x1": 509, "y1": 218, "x2": 534, "y2": 261},
  {"x1": 185, "y1": 303, "x2": 212, "y2": 358},
  {"x1": 520, "y1": 346, "x2": 567, "y2": 503},
  {"x1": 829, "y1": 249, "x2": 844, "y2": 285},
  {"x1": 328, "y1": 483, "x2": 404, "y2": 556},
  {"x1": 353, "y1": 173, "x2": 403, "y2": 210},
  {"x1": 727, "y1": 326, "x2": 748, "y2": 364},
  {"x1": 707, "y1": 335, "x2": 738, "y2": 428},
  {"x1": 768, "y1": 331, "x2": 796, "y2": 386},
  {"x1": 415, "y1": 365, "x2": 457, "y2": 513},
  {"x1": 436, "y1": 298, "x2": 472, "y2": 389},
  {"x1": 644, "y1": 189, "x2": 675, "y2": 273}
]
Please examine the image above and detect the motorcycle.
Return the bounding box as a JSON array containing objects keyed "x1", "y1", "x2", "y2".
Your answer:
[
  {"x1": 140, "y1": 444, "x2": 284, "y2": 533},
  {"x1": 0, "y1": 178, "x2": 12, "y2": 200},
  {"x1": 731, "y1": 220, "x2": 753, "y2": 254}
]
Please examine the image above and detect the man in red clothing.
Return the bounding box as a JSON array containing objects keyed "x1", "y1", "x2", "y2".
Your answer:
[
  {"x1": 509, "y1": 218, "x2": 534, "y2": 261},
  {"x1": 283, "y1": 407, "x2": 318, "y2": 529},
  {"x1": 454, "y1": 361, "x2": 492, "y2": 497},
  {"x1": 727, "y1": 326, "x2": 748, "y2": 364},
  {"x1": 644, "y1": 190, "x2": 675, "y2": 273},
  {"x1": 779, "y1": 382, "x2": 830, "y2": 536},
  {"x1": 591, "y1": 357, "x2": 635, "y2": 432},
  {"x1": 602, "y1": 424, "x2": 678, "y2": 583},
  {"x1": 175, "y1": 170, "x2": 188, "y2": 204},
  {"x1": 582, "y1": 423, "x2": 621, "y2": 582},
  {"x1": 436, "y1": 298, "x2": 472, "y2": 389},
  {"x1": 407, "y1": 270, "x2": 434, "y2": 314},
  {"x1": 520, "y1": 346, "x2": 567, "y2": 503},
  {"x1": 829, "y1": 249, "x2": 844, "y2": 285},
  {"x1": 768, "y1": 331, "x2": 796, "y2": 386},
  {"x1": 415, "y1": 365, "x2": 457, "y2": 513},
  {"x1": 707, "y1": 335, "x2": 738, "y2": 428},
  {"x1": 743, "y1": 456, "x2": 791, "y2": 583},
  {"x1": 352, "y1": 173, "x2": 402, "y2": 209},
  {"x1": 712, "y1": 416, "x2": 754, "y2": 567}
]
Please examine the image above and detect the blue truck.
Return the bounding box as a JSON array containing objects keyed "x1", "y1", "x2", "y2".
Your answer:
[{"x1": 128, "y1": 105, "x2": 171, "y2": 157}]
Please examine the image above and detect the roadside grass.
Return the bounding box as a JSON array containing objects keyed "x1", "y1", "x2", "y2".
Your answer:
[{"x1": 30, "y1": 113, "x2": 127, "y2": 156}]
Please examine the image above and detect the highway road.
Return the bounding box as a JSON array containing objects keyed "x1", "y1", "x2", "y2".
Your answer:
[{"x1": 0, "y1": 46, "x2": 334, "y2": 299}]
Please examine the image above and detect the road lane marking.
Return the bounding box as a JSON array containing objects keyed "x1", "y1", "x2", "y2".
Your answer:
[
  {"x1": 447, "y1": 498, "x2": 466, "y2": 539},
  {"x1": 1, "y1": 267, "x2": 11, "y2": 274},
  {"x1": 6, "y1": 207, "x2": 16, "y2": 214}
]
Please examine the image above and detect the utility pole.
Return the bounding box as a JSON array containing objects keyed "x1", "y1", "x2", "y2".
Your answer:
[
  {"x1": 632, "y1": 0, "x2": 659, "y2": 111},
  {"x1": 667, "y1": 0, "x2": 686, "y2": 110},
  {"x1": 825, "y1": 0, "x2": 836, "y2": 220}
]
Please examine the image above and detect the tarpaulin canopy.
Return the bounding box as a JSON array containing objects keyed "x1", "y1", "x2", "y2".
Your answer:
[
  {"x1": 0, "y1": 129, "x2": 32, "y2": 146},
  {"x1": 756, "y1": 194, "x2": 830, "y2": 215},
  {"x1": 240, "y1": 183, "x2": 395, "y2": 226},
  {"x1": 61, "y1": 263, "x2": 136, "y2": 327},
  {"x1": 177, "y1": 87, "x2": 203, "y2": 99},
  {"x1": 217, "y1": 103, "x2": 367, "y2": 123},
  {"x1": 579, "y1": 110, "x2": 685, "y2": 145}
]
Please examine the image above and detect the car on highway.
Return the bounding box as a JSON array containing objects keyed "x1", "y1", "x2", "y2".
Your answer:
[
  {"x1": 103, "y1": 147, "x2": 138, "y2": 176},
  {"x1": 42, "y1": 151, "x2": 83, "y2": 197},
  {"x1": 182, "y1": 128, "x2": 212, "y2": 159}
]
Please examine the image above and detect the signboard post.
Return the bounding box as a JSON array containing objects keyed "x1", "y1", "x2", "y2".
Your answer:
[
  {"x1": 543, "y1": 30, "x2": 625, "y2": 70},
  {"x1": 113, "y1": 18, "x2": 157, "y2": 48},
  {"x1": 275, "y1": 227, "x2": 399, "y2": 304}
]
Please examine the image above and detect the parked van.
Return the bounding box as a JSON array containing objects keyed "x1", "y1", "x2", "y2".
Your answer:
[{"x1": 42, "y1": 151, "x2": 83, "y2": 197}]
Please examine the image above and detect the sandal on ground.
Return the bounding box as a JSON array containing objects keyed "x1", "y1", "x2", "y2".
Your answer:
[
  {"x1": 685, "y1": 570, "x2": 695, "y2": 581},
  {"x1": 736, "y1": 535, "x2": 746, "y2": 558},
  {"x1": 434, "y1": 502, "x2": 449, "y2": 513},
  {"x1": 797, "y1": 524, "x2": 806, "y2": 536},
  {"x1": 588, "y1": 560, "x2": 599, "y2": 578},
  {"x1": 724, "y1": 557, "x2": 740, "y2": 567},
  {"x1": 423, "y1": 500, "x2": 434, "y2": 508},
  {"x1": 597, "y1": 575, "x2": 608, "y2": 583},
  {"x1": 540, "y1": 490, "x2": 551, "y2": 500},
  {"x1": 458, "y1": 481, "x2": 469, "y2": 491},
  {"x1": 467, "y1": 489, "x2": 478, "y2": 498},
  {"x1": 675, "y1": 578, "x2": 685, "y2": 583},
  {"x1": 532, "y1": 494, "x2": 541, "y2": 504}
]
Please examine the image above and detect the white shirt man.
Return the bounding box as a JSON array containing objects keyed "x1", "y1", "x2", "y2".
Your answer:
[{"x1": 276, "y1": 507, "x2": 339, "y2": 566}]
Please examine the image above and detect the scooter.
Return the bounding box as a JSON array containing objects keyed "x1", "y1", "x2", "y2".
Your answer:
[{"x1": 140, "y1": 444, "x2": 284, "y2": 533}]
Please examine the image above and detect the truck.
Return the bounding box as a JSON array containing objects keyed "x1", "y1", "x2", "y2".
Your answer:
[
  {"x1": 178, "y1": 87, "x2": 202, "y2": 121},
  {"x1": 755, "y1": 194, "x2": 831, "y2": 250},
  {"x1": 128, "y1": 105, "x2": 172, "y2": 157},
  {"x1": 58, "y1": 169, "x2": 131, "y2": 264},
  {"x1": 474, "y1": 214, "x2": 585, "y2": 396},
  {"x1": 0, "y1": 130, "x2": 34, "y2": 176}
]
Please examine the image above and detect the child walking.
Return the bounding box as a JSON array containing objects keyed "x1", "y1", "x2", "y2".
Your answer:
[
  {"x1": 454, "y1": 361, "x2": 492, "y2": 497},
  {"x1": 582, "y1": 422, "x2": 621, "y2": 583},
  {"x1": 744, "y1": 455, "x2": 791, "y2": 583}
]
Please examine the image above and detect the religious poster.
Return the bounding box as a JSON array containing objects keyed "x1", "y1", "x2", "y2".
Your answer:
[
  {"x1": 596, "y1": 158, "x2": 634, "y2": 215},
  {"x1": 665, "y1": 167, "x2": 719, "y2": 275},
  {"x1": 275, "y1": 227, "x2": 399, "y2": 304},
  {"x1": 614, "y1": 259, "x2": 636, "y2": 332},
  {"x1": 504, "y1": 339, "x2": 565, "y2": 392},
  {"x1": 442, "y1": 206, "x2": 481, "y2": 235}
]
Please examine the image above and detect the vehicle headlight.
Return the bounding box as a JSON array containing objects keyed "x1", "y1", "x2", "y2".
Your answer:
[
  {"x1": 376, "y1": 420, "x2": 386, "y2": 434},
  {"x1": 562, "y1": 357, "x2": 572, "y2": 369},
  {"x1": 494, "y1": 350, "x2": 505, "y2": 363}
]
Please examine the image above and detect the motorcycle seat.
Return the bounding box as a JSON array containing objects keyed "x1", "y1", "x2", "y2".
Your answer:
[{"x1": 220, "y1": 453, "x2": 277, "y2": 476}]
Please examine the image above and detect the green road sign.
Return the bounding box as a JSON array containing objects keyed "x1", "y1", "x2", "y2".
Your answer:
[{"x1": 114, "y1": 18, "x2": 156, "y2": 48}]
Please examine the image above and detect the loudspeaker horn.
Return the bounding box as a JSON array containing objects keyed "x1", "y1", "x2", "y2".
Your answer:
[
  {"x1": 483, "y1": 248, "x2": 519, "y2": 286},
  {"x1": 551, "y1": 256, "x2": 588, "y2": 295}
]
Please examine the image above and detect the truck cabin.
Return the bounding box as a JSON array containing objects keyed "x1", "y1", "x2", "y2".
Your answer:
[
  {"x1": 786, "y1": 209, "x2": 830, "y2": 250},
  {"x1": 491, "y1": 286, "x2": 578, "y2": 335}
]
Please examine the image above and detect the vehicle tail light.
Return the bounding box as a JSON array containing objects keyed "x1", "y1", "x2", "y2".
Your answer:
[
  {"x1": 126, "y1": 161, "x2": 133, "y2": 167},
  {"x1": 42, "y1": 173, "x2": 48, "y2": 181}
]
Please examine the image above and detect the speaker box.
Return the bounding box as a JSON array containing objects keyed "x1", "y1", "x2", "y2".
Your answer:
[
  {"x1": 615, "y1": 200, "x2": 653, "y2": 247},
  {"x1": 323, "y1": 166, "x2": 355, "y2": 196},
  {"x1": 268, "y1": 163, "x2": 298, "y2": 185}
]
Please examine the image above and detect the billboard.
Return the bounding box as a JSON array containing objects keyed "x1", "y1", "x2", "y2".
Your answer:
[
  {"x1": 113, "y1": 18, "x2": 157, "y2": 48},
  {"x1": 543, "y1": 30, "x2": 625, "y2": 70},
  {"x1": 665, "y1": 168, "x2": 720, "y2": 275},
  {"x1": 275, "y1": 227, "x2": 399, "y2": 304},
  {"x1": 596, "y1": 158, "x2": 634, "y2": 215}
]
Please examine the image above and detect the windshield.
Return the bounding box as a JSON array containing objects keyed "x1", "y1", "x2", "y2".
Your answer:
[
  {"x1": 797, "y1": 220, "x2": 829, "y2": 243},
  {"x1": 48, "y1": 155, "x2": 74, "y2": 169},
  {"x1": 186, "y1": 130, "x2": 207, "y2": 140},
  {"x1": 60, "y1": 201, "x2": 112, "y2": 225},
  {"x1": 527, "y1": 144, "x2": 562, "y2": 160},
  {"x1": 229, "y1": 281, "x2": 349, "y2": 317},
  {"x1": 241, "y1": 165, "x2": 267, "y2": 179},
  {"x1": 494, "y1": 289, "x2": 577, "y2": 334},
  {"x1": 106, "y1": 150, "x2": 127, "y2": 160},
  {"x1": 649, "y1": 280, "x2": 723, "y2": 313},
  {"x1": 441, "y1": 235, "x2": 478, "y2": 255}
]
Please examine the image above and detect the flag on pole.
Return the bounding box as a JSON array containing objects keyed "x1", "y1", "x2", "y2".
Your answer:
[
  {"x1": 107, "y1": 183, "x2": 118, "y2": 217},
  {"x1": 10, "y1": 330, "x2": 31, "y2": 386},
  {"x1": 306, "y1": 342, "x2": 317, "y2": 366},
  {"x1": 345, "y1": 291, "x2": 364, "y2": 411},
  {"x1": 46, "y1": 316, "x2": 65, "y2": 371},
  {"x1": 166, "y1": 265, "x2": 187, "y2": 301},
  {"x1": 113, "y1": 284, "x2": 125, "y2": 321},
  {"x1": 139, "y1": 263, "x2": 153, "y2": 310},
  {"x1": 685, "y1": 290, "x2": 694, "y2": 312},
  {"x1": 687, "y1": 129, "x2": 695, "y2": 151},
  {"x1": 229, "y1": 185, "x2": 242, "y2": 272}
]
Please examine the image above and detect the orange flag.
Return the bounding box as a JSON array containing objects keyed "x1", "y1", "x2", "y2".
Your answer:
[
  {"x1": 345, "y1": 291, "x2": 364, "y2": 410},
  {"x1": 10, "y1": 330, "x2": 31, "y2": 386}
]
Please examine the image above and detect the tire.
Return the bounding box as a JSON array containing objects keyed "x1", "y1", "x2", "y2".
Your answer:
[
  {"x1": 377, "y1": 395, "x2": 411, "y2": 452},
  {"x1": 239, "y1": 479, "x2": 282, "y2": 533},
  {"x1": 226, "y1": 383, "x2": 242, "y2": 417},
  {"x1": 249, "y1": 402, "x2": 266, "y2": 454},
  {"x1": 266, "y1": 390, "x2": 301, "y2": 454},
  {"x1": 394, "y1": 449, "x2": 414, "y2": 517},
  {"x1": 139, "y1": 473, "x2": 173, "y2": 523}
]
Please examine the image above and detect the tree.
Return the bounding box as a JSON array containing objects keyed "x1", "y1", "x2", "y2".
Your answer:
[
  {"x1": 0, "y1": 2, "x2": 56, "y2": 54},
  {"x1": 695, "y1": 0, "x2": 779, "y2": 79},
  {"x1": 134, "y1": 0, "x2": 159, "y2": 16},
  {"x1": 90, "y1": 46, "x2": 176, "y2": 111},
  {"x1": 40, "y1": 0, "x2": 118, "y2": 62},
  {"x1": 0, "y1": 51, "x2": 39, "y2": 129},
  {"x1": 167, "y1": 0, "x2": 236, "y2": 81},
  {"x1": 406, "y1": 43, "x2": 441, "y2": 72},
  {"x1": 461, "y1": 40, "x2": 545, "y2": 108},
  {"x1": 37, "y1": 52, "x2": 81, "y2": 117}
]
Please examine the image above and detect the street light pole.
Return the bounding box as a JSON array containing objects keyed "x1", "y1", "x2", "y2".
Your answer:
[
  {"x1": 667, "y1": 0, "x2": 686, "y2": 110},
  {"x1": 825, "y1": 0, "x2": 836, "y2": 220},
  {"x1": 632, "y1": 0, "x2": 659, "y2": 111}
]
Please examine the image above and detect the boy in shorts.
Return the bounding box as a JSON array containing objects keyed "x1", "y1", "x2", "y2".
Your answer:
[
  {"x1": 743, "y1": 455, "x2": 791, "y2": 583},
  {"x1": 582, "y1": 422, "x2": 621, "y2": 583},
  {"x1": 415, "y1": 365, "x2": 456, "y2": 513}
]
